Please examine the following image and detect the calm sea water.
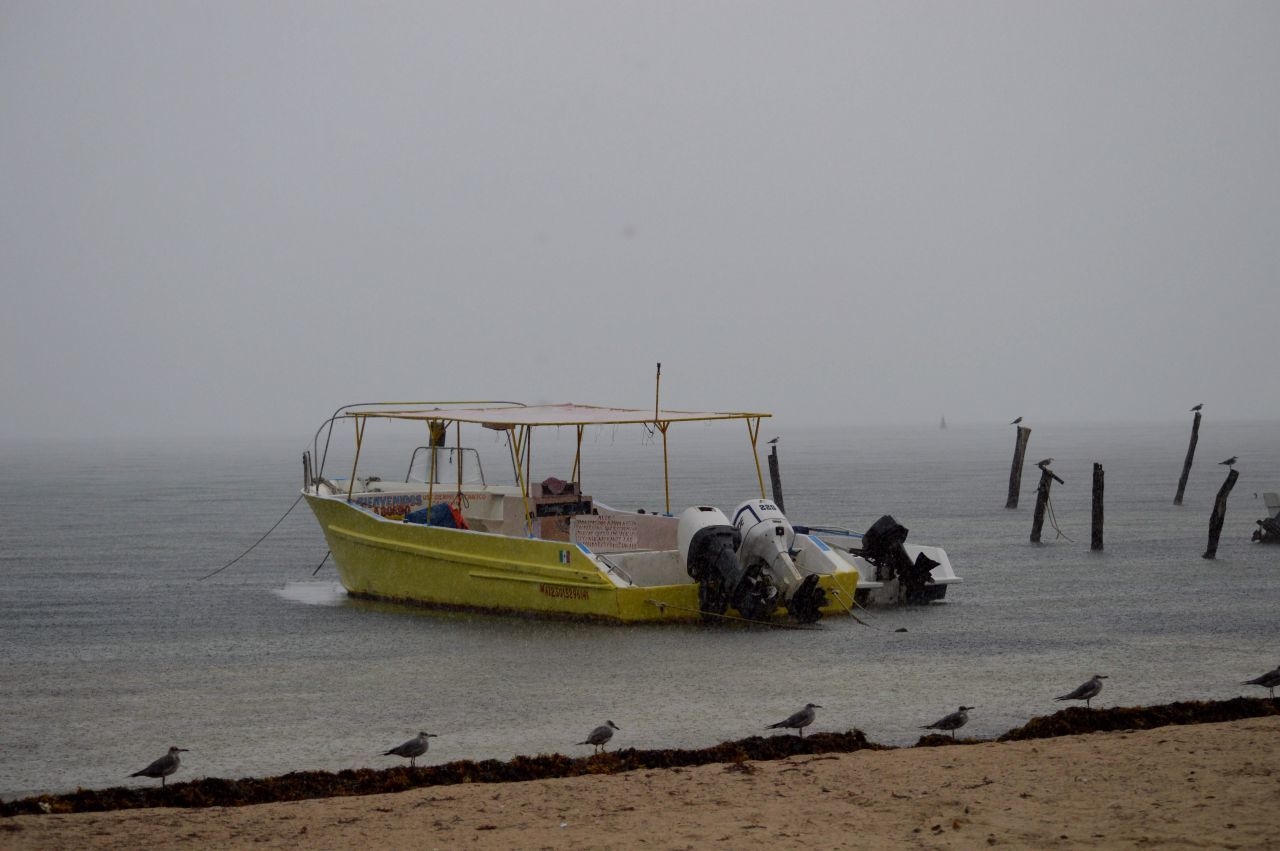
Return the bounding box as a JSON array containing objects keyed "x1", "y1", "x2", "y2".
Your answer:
[{"x1": 2, "y1": 421, "x2": 1277, "y2": 799}]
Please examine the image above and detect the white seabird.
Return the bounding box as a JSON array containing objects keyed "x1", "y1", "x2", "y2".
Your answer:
[
  {"x1": 130, "y1": 746, "x2": 188, "y2": 787},
  {"x1": 766, "y1": 703, "x2": 822, "y2": 738},
  {"x1": 921, "y1": 706, "x2": 973, "y2": 739},
  {"x1": 1054, "y1": 674, "x2": 1108, "y2": 708},
  {"x1": 578, "y1": 720, "x2": 620, "y2": 753},
  {"x1": 383, "y1": 731, "x2": 438, "y2": 768}
]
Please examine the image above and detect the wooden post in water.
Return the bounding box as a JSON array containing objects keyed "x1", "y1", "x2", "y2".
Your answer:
[
  {"x1": 1030, "y1": 465, "x2": 1065, "y2": 543},
  {"x1": 1006, "y1": 425, "x2": 1032, "y2": 508},
  {"x1": 1091, "y1": 463, "x2": 1104, "y2": 551},
  {"x1": 767, "y1": 444, "x2": 786, "y2": 514},
  {"x1": 1174, "y1": 411, "x2": 1202, "y2": 505},
  {"x1": 1202, "y1": 468, "x2": 1240, "y2": 559}
]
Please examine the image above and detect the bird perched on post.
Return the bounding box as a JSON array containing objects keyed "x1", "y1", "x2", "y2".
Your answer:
[
  {"x1": 130, "y1": 746, "x2": 188, "y2": 787},
  {"x1": 1036, "y1": 458, "x2": 1054, "y2": 469},
  {"x1": 382, "y1": 731, "x2": 437, "y2": 768},
  {"x1": 1190, "y1": 403, "x2": 1203, "y2": 412},
  {"x1": 921, "y1": 706, "x2": 973, "y2": 739},
  {"x1": 1219, "y1": 456, "x2": 1238, "y2": 468},
  {"x1": 766, "y1": 703, "x2": 822, "y2": 738},
  {"x1": 1010, "y1": 417, "x2": 1023, "y2": 425},
  {"x1": 578, "y1": 720, "x2": 619, "y2": 753},
  {"x1": 1242, "y1": 666, "x2": 1280, "y2": 699},
  {"x1": 767, "y1": 436, "x2": 780, "y2": 445},
  {"x1": 1055, "y1": 674, "x2": 1107, "y2": 708}
]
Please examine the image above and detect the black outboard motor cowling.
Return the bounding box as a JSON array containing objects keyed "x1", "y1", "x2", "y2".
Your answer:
[
  {"x1": 899, "y1": 551, "x2": 940, "y2": 602},
  {"x1": 684, "y1": 524, "x2": 744, "y2": 582},
  {"x1": 861, "y1": 515, "x2": 913, "y2": 582},
  {"x1": 678, "y1": 506, "x2": 747, "y2": 619}
]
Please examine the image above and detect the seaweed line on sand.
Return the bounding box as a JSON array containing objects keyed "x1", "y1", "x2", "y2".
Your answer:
[{"x1": 4, "y1": 697, "x2": 1276, "y2": 817}]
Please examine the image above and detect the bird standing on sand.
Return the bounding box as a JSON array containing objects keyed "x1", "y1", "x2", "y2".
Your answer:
[
  {"x1": 1010, "y1": 417, "x2": 1023, "y2": 425},
  {"x1": 1055, "y1": 674, "x2": 1108, "y2": 708},
  {"x1": 921, "y1": 706, "x2": 973, "y2": 739},
  {"x1": 130, "y1": 746, "x2": 188, "y2": 786},
  {"x1": 578, "y1": 720, "x2": 620, "y2": 753},
  {"x1": 383, "y1": 731, "x2": 438, "y2": 768},
  {"x1": 766, "y1": 703, "x2": 822, "y2": 738},
  {"x1": 1219, "y1": 456, "x2": 1238, "y2": 468},
  {"x1": 1242, "y1": 667, "x2": 1280, "y2": 699},
  {"x1": 1190, "y1": 403, "x2": 1203, "y2": 412}
]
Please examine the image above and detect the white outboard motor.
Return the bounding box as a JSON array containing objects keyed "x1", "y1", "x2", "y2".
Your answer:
[{"x1": 731, "y1": 499, "x2": 827, "y2": 623}]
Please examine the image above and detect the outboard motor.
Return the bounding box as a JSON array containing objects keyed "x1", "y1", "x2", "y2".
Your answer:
[
  {"x1": 861, "y1": 514, "x2": 938, "y2": 601},
  {"x1": 731, "y1": 499, "x2": 827, "y2": 623},
  {"x1": 677, "y1": 506, "x2": 744, "y2": 619},
  {"x1": 861, "y1": 515, "x2": 912, "y2": 581}
]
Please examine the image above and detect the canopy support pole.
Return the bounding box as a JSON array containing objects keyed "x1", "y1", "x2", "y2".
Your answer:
[
  {"x1": 455, "y1": 420, "x2": 463, "y2": 503},
  {"x1": 346, "y1": 416, "x2": 366, "y2": 502},
  {"x1": 747, "y1": 417, "x2": 766, "y2": 498},
  {"x1": 658, "y1": 421, "x2": 672, "y2": 514},
  {"x1": 571, "y1": 424, "x2": 584, "y2": 483},
  {"x1": 509, "y1": 426, "x2": 534, "y2": 536}
]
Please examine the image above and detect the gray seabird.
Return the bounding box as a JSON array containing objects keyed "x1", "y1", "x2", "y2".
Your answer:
[
  {"x1": 1219, "y1": 456, "x2": 1238, "y2": 467},
  {"x1": 767, "y1": 703, "x2": 822, "y2": 738},
  {"x1": 1242, "y1": 667, "x2": 1280, "y2": 699},
  {"x1": 130, "y1": 746, "x2": 188, "y2": 786},
  {"x1": 1190, "y1": 403, "x2": 1203, "y2": 412},
  {"x1": 579, "y1": 720, "x2": 619, "y2": 753},
  {"x1": 383, "y1": 731, "x2": 437, "y2": 768},
  {"x1": 1010, "y1": 417, "x2": 1023, "y2": 425},
  {"x1": 921, "y1": 706, "x2": 973, "y2": 739},
  {"x1": 1055, "y1": 674, "x2": 1107, "y2": 708},
  {"x1": 1036, "y1": 458, "x2": 1054, "y2": 468}
]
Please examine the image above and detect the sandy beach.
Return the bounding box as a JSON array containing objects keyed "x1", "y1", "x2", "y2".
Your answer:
[{"x1": 4, "y1": 716, "x2": 1277, "y2": 850}]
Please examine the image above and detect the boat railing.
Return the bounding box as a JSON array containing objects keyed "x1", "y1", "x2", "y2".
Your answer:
[
  {"x1": 592, "y1": 553, "x2": 635, "y2": 586},
  {"x1": 405, "y1": 446, "x2": 487, "y2": 486},
  {"x1": 801, "y1": 524, "x2": 864, "y2": 539}
]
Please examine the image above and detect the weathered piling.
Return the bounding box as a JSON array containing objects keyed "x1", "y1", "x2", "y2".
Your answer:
[
  {"x1": 1030, "y1": 465, "x2": 1065, "y2": 543},
  {"x1": 1202, "y1": 468, "x2": 1240, "y2": 559},
  {"x1": 1006, "y1": 425, "x2": 1032, "y2": 509},
  {"x1": 1174, "y1": 411, "x2": 1202, "y2": 505},
  {"x1": 767, "y1": 444, "x2": 786, "y2": 514},
  {"x1": 1091, "y1": 463, "x2": 1104, "y2": 551}
]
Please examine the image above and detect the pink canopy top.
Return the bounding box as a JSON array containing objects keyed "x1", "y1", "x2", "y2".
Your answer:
[{"x1": 347, "y1": 402, "x2": 770, "y2": 429}]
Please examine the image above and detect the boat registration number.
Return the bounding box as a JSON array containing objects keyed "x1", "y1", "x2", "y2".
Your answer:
[{"x1": 539, "y1": 584, "x2": 589, "y2": 600}]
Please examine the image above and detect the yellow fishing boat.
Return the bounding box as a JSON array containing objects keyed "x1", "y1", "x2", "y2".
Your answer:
[{"x1": 302, "y1": 400, "x2": 861, "y2": 624}]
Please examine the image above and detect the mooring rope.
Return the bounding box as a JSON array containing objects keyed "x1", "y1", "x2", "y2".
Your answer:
[
  {"x1": 311, "y1": 550, "x2": 331, "y2": 576},
  {"x1": 1046, "y1": 494, "x2": 1074, "y2": 542},
  {"x1": 791, "y1": 559, "x2": 880, "y2": 629},
  {"x1": 644, "y1": 599, "x2": 816, "y2": 630},
  {"x1": 198, "y1": 494, "x2": 304, "y2": 581},
  {"x1": 823, "y1": 586, "x2": 878, "y2": 629}
]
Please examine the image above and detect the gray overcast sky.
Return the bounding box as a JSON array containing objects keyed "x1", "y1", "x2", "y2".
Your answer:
[{"x1": 3, "y1": 2, "x2": 1278, "y2": 439}]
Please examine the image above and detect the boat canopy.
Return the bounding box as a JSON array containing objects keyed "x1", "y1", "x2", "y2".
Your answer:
[
  {"x1": 328, "y1": 402, "x2": 773, "y2": 516},
  {"x1": 343, "y1": 403, "x2": 770, "y2": 428}
]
